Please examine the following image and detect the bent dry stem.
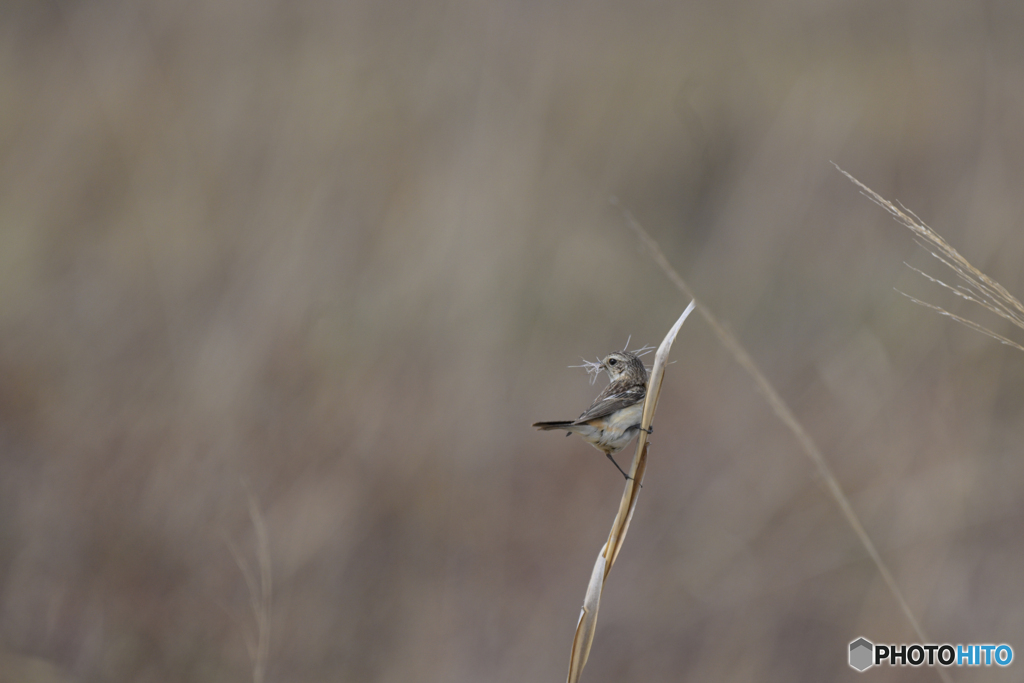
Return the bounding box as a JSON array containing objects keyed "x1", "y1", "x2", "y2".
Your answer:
[{"x1": 566, "y1": 301, "x2": 695, "y2": 683}]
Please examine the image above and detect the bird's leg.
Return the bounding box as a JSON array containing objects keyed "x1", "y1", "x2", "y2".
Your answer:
[
  {"x1": 605, "y1": 452, "x2": 634, "y2": 482},
  {"x1": 630, "y1": 423, "x2": 654, "y2": 436}
]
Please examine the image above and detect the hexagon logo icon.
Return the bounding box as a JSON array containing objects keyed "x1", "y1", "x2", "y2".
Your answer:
[{"x1": 849, "y1": 638, "x2": 874, "y2": 671}]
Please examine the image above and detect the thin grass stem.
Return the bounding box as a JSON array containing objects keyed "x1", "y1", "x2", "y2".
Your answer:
[{"x1": 613, "y1": 198, "x2": 953, "y2": 683}]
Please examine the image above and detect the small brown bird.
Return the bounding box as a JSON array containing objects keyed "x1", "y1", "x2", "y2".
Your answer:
[{"x1": 533, "y1": 350, "x2": 650, "y2": 480}]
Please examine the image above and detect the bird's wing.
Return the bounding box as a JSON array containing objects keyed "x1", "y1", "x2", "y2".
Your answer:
[{"x1": 573, "y1": 382, "x2": 646, "y2": 424}]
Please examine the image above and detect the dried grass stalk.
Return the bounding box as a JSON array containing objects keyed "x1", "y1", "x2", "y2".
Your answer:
[
  {"x1": 227, "y1": 481, "x2": 273, "y2": 683},
  {"x1": 617, "y1": 202, "x2": 953, "y2": 683},
  {"x1": 835, "y1": 163, "x2": 1024, "y2": 352},
  {"x1": 566, "y1": 300, "x2": 696, "y2": 683}
]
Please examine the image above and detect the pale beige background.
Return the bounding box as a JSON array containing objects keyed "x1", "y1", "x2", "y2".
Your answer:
[{"x1": 1, "y1": 1, "x2": 1023, "y2": 681}]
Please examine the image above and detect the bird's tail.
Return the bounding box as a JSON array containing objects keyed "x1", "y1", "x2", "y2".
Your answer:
[{"x1": 532, "y1": 421, "x2": 574, "y2": 430}]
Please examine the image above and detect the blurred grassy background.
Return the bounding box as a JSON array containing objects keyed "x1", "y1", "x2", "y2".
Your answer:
[{"x1": 1, "y1": 1, "x2": 1024, "y2": 681}]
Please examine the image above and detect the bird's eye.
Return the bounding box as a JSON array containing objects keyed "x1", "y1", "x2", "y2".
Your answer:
[{"x1": 608, "y1": 358, "x2": 617, "y2": 365}]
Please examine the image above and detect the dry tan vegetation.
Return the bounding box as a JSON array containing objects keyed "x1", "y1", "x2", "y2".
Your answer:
[
  {"x1": 567, "y1": 302, "x2": 694, "y2": 683},
  {"x1": 1, "y1": 1, "x2": 1024, "y2": 682}
]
